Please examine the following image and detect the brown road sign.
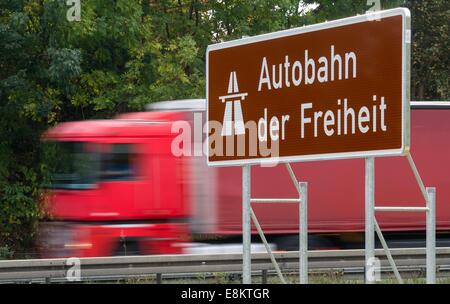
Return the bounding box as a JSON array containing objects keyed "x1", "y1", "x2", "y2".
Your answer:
[{"x1": 206, "y1": 8, "x2": 410, "y2": 166}]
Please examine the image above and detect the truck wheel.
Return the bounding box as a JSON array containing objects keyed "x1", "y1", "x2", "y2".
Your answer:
[
  {"x1": 113, "y1": 238, "x2": 141, "y2": 256},
  {"x1": 275, "y1": 235, "x2": 336, "y2": 251}
]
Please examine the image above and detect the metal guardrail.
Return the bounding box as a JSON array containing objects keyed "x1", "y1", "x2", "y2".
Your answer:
[{"x1": 1, "y1": 247, "x2": 450, "y2": 283}]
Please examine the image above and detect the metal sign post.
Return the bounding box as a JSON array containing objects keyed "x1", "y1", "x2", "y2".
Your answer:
[
  {"x1": 365, "y1": 154, "x2": 436, "y2": 284},
  {"x1": 365, "y1": 157, "x2": 375, "y2": 283},
  {"x1": 243, "y1": 164, "x2": 308, "y2": 284},
  {"x1": 299, "y1": 182, "x2": 308, "y2": 284},
  {"x1": 242, "y1": 165, "x2": 251, "y2": 284},
  {"x1": 426, "y1": 187, "x2": 436, "y2": 283}
]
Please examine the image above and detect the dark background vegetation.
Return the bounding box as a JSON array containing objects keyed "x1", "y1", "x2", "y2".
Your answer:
[{"x1": 0, "y1": 0, "x2": 448, "y2": 258}]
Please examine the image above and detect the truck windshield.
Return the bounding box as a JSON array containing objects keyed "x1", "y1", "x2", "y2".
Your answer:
[
  {"x1": 43, "y1": 141, "x2": 136, "y2": 189},
  {"x1": 43, "y1": 141, "x2": 99, "y2": 190}
]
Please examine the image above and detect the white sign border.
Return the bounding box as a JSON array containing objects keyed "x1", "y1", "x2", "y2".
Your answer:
[{"x1": 206, "y1": 8, "x2": 411, "y2": 167}]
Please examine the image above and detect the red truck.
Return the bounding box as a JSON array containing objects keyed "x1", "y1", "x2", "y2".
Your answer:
[{"x1": 38, "y1": 100, "x2": 450, "y2": 258}]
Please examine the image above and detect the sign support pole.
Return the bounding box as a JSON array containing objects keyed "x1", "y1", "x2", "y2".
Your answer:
[
  {"x1": 299, "y1": 182, "x2": 308, "y2": 284},
  {"x1": 426, "y1": 187, "x2": 436, "y2": 284},
  {"x1": 365, "y1": 157, "x2": 375, "y2": 284},
  {"x1": 250, "y1": 164, "x2": 307, "y2": 284},
  {"x1": 366, "y1": 153, "x2": 436, "y2": 284},
  {"x1": 242, "y1": 164, "x2": 251, "y2": 284}
]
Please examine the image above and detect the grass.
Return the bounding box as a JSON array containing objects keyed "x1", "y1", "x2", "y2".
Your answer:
[{"x1": 118, "y1": 271, "x2": 450, "y2": 284}]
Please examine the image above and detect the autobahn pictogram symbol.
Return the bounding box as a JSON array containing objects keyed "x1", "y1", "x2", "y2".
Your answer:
[{"x1": 219, "y1": 71, "x2": 248, "y2": 136}]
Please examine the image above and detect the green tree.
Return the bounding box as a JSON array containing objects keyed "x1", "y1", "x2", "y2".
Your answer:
[{"x1": 405, "y1": 0, "x2": 449, "y2": 100}]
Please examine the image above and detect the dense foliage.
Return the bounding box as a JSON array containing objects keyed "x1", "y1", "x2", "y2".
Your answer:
[{"x1": 0, "y1": 0, "x2": 448, "y2": 257}]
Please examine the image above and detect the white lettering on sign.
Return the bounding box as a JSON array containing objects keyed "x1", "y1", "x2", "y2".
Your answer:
[
  {"x1": 300, "y1": 96, "x2": 387, "y2": 138},
  {"x1": 258, "y1": 45, "x2": 357, "y2": 91},
  {"x1": 257, "y1": 108, "x2": 290, "y2": 142}
]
